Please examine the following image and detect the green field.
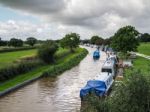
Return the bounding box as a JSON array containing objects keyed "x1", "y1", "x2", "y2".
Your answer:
[
  {"x1": 0, "y1": 49, "x2": 37, "y2": 68},
  {"x1": 133, "y1": 56, "x2": 150, "y2": 74},
  {"x1": 138, "y1": 42, "x2": 150, "y2": 55},
  {"x1": 0, "y1": 48, "x2": 87, "y2": 92}
]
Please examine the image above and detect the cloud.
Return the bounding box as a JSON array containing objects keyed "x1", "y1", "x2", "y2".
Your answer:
[
  {"x1": 0, "y1": 20, "x2": 52, "y2": 40},
  {"x1": 0, "y1": 0, "x2": 150, "y2": 39}
]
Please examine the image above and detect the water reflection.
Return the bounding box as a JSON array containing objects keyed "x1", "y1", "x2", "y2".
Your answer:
[{"x1": 0, "y1": 46, "x2": 106, "y2": 112}]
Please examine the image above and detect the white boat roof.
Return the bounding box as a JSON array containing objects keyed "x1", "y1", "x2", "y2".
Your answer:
[
  {"x1": 102, "y1": 60, "x2": 114, "y2": 68},
  {"x1": 94, "y1": 72, "x2": 112, "y2": 82}
]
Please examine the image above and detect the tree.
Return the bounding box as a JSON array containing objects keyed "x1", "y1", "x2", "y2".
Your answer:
[
  {"x1": 90, "y1": 36, "x2": 104, "y2": 45},
  {"x1": 80, "y1": 39, "x2": 90, "y2": 44},
  {"x1": 111, "y1": 26, "x2": 139, "y2": 53},
  {"x1": 138, "y1": 33, "x2": 150, "y2": 42},
  {"x1": 95, "y1": 38, "x2": 104, "y2": 45},
  {"x1": 0, "y1": 38, "x2": 8, "y2": 46},
  {"x1": 60, "y1": 33, "x2": 80, "y2": 52},
  {"x1": 9, "y1": 38, "x2": 23, "y2": 47},
  {"x1": 26, "y1": 37, "x2": 37, "y2": 46},
  {"x1": 103, "y1": 38, "x2": 112, "y2": 45},
  {"x1": 38, "y1": 40, "x2": 58, "y2": 64}
]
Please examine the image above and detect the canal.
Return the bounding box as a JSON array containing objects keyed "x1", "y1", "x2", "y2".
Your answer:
[{"x1": 0, "y1": 47, "x2": 107, "y2": 112}]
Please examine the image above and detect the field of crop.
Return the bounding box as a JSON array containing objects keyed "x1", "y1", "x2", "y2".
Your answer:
[
  {"x1": 0, "y1": 49, "x2": 37, "y2": 68},
  {"x1": 138, "y1": 42, "x2": 150, "y2": 56}
]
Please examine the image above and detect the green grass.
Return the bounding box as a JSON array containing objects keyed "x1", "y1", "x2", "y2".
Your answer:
[
  {"x1": 0, "y1": 49, "x2": 37, "y2": 68},
  {"x1": 0, "y1": 65, "x2": 50, "y2": 91},
  {"x1": 0, "y1": 47, "x2": 69, "y2": 69},
  {"x1": 132, "y1": 56, "x2": 150, "y2": 74},
  {"x1": 54, "y1": 47, "x2": 70, "y2": 59},
  {"x1": 138, "y1": 42, "x2": 150, "y2": 55},
  {"x1": 0, "y1": 48, "x2": 87, "y2": 92}
]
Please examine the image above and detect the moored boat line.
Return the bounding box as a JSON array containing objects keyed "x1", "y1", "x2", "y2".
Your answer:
[{"x1": 80, "y1": 46, "x2": 118, "y2": 100}]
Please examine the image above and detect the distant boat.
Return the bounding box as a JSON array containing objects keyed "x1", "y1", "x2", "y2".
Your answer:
[{"x1": 93, "y1": 50, "x2": 100, "y2": 59}]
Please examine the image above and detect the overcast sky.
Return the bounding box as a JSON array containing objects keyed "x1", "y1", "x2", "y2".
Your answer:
[{"x1": 0, "y1": 0, "x2": 150, "y2": 40}]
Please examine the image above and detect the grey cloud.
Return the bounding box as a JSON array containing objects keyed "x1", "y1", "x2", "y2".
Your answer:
[
  {"x1": 0, "y1": 0, "x2": 66, "y2": 13},
  {"x1": 0, "y1": 0, "x2": 150, "y2": 38}
]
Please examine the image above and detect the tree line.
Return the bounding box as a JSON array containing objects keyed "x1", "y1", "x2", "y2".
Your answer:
[
  {"x1": 0, "y1": 37, "x2": 37, "y2": 47},
  {"x1": 1, "y1": 25, "x2": 149, "y2": 54}
]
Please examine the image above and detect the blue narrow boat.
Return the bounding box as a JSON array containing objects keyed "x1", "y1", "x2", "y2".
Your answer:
[
  {"x1": 80, "y1": 72, "x2": 114, "y2": 100},
  {"x1": 93, "y1": 50, "x2": 100, "y2": 59},
  {"x1": 80, "y1": 80, "x2": 106, "y2": 99}
]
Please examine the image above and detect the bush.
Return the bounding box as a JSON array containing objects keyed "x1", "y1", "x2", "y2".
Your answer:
[
  {"x1": 81, "y1": 95, "x2": 110, "y2": 112},
  {"x1": 0, "y1": 46, "x2": 36, "y2": 53},
  {"x1": 42, "y1": 48, "x2": 88, "y2": 77},
  {"x1": 0, "y1": 60, "x2": 44, "y2": 82},
  {"x1": 38, "y1": 40, "x2": 58, "y2": 64},
  {"x1": 110, "y1": 70, "x2": 150, "y2": 112}
]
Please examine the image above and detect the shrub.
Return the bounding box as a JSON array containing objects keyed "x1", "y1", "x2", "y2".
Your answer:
[
  {"x1": 81, "y1": 95, "x2": 110, "y2": 112},
  {"x1": 110, "y1": 70, "x2": 150, "y2": 112},
  {"x1": 38, "y1": 40, "x2": 58, "y2": 64},
  {"x1": 42, "y1": 48, "x2": 88, "y2": 77},
  {"x1": 0, "y1": 46, "x2": 36, "y2": 53},
  {"x1": 0, "y1": 60, "x2": 44, "y2": 82}
]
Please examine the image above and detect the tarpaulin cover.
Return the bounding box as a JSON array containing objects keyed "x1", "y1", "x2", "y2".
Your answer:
[
  {"x1": 93, "y1": 51, "x2": 100, "y2": 58},
  {"x1": 80, "y1": 80, "x2": 106, "y2": 98}
]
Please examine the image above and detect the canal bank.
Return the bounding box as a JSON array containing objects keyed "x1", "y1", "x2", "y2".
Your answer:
[
  {"x1": 0, "y1": 46, "x2": 107, "y2": 112},
  {"x1": 0, "y1": 48, "x2": 88, "y2": 97}
]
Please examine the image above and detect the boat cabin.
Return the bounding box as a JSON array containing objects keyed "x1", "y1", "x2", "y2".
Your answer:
[{"x1": 101, "y1": 60, "x2": 116, "y2": 77}]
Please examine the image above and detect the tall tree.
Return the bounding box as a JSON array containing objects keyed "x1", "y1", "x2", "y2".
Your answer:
[
  {"x1": 0, "y1": 38, "x2": 7, "y2": 46},
  {"x1": 60, "y1": 33, "x2": 80, "y2": 52},
  {"x1": 38, "y1": 40, "x2": 58, "y2": 63},
  {"x1": 26, "y1": 37, "x2": 37, "y2": 46},
  {"x1": 9, "y1": 38, "x2": 23, "y2": 47},
  {"x1": 138, "y1": 33, "x2": 150, "y2": 42},
  {"x1": 90, "y1": 36, "x2": 104, "y2": 45},
  {"x1": 111, "y1": 26, "x2": 139, "y2": 53},
  {"x1": 80, "y1": 39, "x2": 90, "y2": 44},
  {"x1": 103, "y1": 38, "x2": 112, "y2": 45}
]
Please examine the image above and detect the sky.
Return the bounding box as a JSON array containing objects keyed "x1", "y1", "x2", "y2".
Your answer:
[{"x1": 0, "y1": 0, "x2": 150, "y2": 40}]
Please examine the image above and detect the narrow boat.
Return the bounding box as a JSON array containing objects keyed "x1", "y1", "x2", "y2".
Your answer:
[
  {"x1": 80, "y1": 59, "x2": 116, "y2": 100},
  {"x1": 93, "y1": 50, "x2": 100, "y2": 59},
  {"x1": 80, "y1": 72, "x2": 114, "y2": 100}
]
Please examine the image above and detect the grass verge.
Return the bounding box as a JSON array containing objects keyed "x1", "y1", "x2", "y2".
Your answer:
[
  {"x1": 132, "y1": 56, "x2": 150, "y2": 74},
  {"x1": 0, "y1": 48, "x2": 88, "y2": 92},
  {"x1": 0, "y1": 49, "x2": 37, "y2": 69},
  {"x1": 138, "y1": 42, "x2": 150, "y2": 55}
]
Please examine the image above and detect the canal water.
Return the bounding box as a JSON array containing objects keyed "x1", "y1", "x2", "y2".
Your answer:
[{"x1": 0, "y1": 47, "x2": 106, "y2": 112}]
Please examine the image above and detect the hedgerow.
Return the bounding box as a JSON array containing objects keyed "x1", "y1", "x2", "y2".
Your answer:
[
  {"x1": 0, "y1": 46, "x2": 37, "y2": 53},
  {"x1": 0, "y1": 60, "x2": 44, "y2": 82},
  {"x1": 42, "y1": 49, "x2": 88, "y2": 77}
]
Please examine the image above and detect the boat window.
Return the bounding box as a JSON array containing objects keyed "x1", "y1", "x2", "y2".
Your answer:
[
  {"x1": 101, "y1": 68, "x2": 112, "y2": 73},
  {"x1": 107, "y1": 81, "x2": 109, "y2": 85}
]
